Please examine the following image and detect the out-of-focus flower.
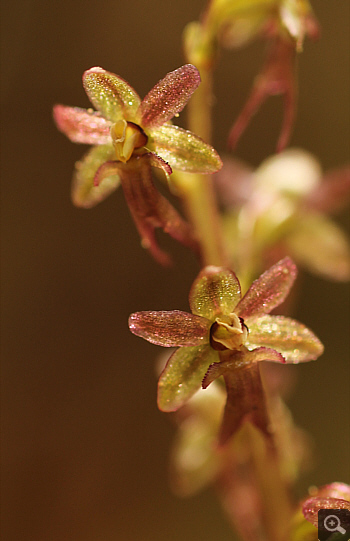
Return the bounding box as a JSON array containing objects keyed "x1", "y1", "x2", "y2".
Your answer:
[
  {"x1": 53, "y1": 65, "x2": 222, "y2": 264},
  {"x1": 129, "y1": 257, "x2": 323, "y2": 443},
  {"x1": 184, "y1": 0, "x2": 319, "y2": 150},
  {"x1": 170, "y1": 380, "x2": 310, "y2": 498},
  {"x1": 170, "y1": 381, "x2": 226, "y2": 496},
  {"x1": 215, "y1": 150, "x2": 350, "y2": 284}
]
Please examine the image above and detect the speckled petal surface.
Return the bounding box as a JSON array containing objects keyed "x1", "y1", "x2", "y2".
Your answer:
[
  {"x1": 235, "y1": 257, "x2": 297, "y2": 319},
  {"x1": 158, "y1": 345, "x2": 218, "y2": 412},
  {"x1": 139, "y1": 64, "x2": 200, "y2": 129},
  {"x1": 71, "y1": 144, "x2": 119, "y2": 208},
  {"x1": 83, "y1": 67, "x2": 141, "y2": 122},
  {"x1": 151, "y1": 124, "x2": 222, "y2": 173},
  {"x1": 53, "y1": 105, "x2": 112, "y2": 145},
  {"x1": 302, "y1": 497, "x2": 350, "y2": 527},
  {"x1": 245, "y1": 315, "x2": 324, "y2": 363},
  {"x1": 128, "y1": 310, "x2": 210, "y2": 347},
  {"x1": 189, "y1": 266, "x2": 241, "y2": 320}
]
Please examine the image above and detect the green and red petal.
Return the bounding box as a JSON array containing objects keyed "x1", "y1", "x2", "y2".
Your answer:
[
  {"x1": 83, "y1": 67, "x2": 141, "y2": 123},
  {"x1": 128, "y1": 310, "x2": 210, "y2": 347},
  {"x1": 302, "y1": 496, "x2": 350, "y2": 528},
  {"x1": 139, "y1": 64, "x2": 201, "y2": 129},
  {"x1": 151, "y1": 124, "x2": 222, "y2": 174},
  {"x1": 245, "y1": 315, "x2": 324, "y2": 363},
  {"x1": 235, "y1": 257, "x2": 297, "y2": 319},
  {"x1": 71, "y1": 144, "x2": 120, "y2": 208},
  {"x1": 53, "y1": 105, "x2": 112, "y2": 145},
  {"x1": 158, "y1": 345, "x2": 219, "y2": 412},
  {"x1": 189, "y1": 266, "x2": 241, "y2": 321}
]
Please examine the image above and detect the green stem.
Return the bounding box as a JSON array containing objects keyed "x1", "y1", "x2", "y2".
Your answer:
[{"x1": 177, "y1": 28, "x2": 227, "y2": 267}]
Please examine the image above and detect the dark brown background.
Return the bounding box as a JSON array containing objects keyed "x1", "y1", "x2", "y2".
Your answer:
[{"x1": 1, "y1": 1, "x2": 349, "y2": 540}]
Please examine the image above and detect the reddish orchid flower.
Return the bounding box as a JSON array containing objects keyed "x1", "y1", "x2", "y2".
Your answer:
[
  {"x1": 53, "y1": 65, "x2": 222, "y2": 264},
  {"x1": 129, "y1": 257, "x2": 323, "y2": 443}
]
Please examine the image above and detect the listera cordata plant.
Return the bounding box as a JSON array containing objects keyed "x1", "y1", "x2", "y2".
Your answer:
[
  {"x1": 53, "y1": 2, "x2": 347, "y2": 539},
  {"x1": 129, "y1": 257, "x2": 323, "y2": 445},
  {"x1": 184, "y1": 0, "x2": 319, "y2": 149},
  {"x1": 54, "y1": 64, "x2": 222, "y2": 265}
]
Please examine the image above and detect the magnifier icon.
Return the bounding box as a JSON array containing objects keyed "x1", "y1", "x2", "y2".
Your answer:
[{"x1": 324, "y1": 514, "x2": 346, "y2": 535}]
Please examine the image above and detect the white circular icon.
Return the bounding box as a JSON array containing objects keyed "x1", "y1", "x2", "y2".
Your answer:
[{"x1": 324, "y1": 514, "x2": 346, "y2": 535}]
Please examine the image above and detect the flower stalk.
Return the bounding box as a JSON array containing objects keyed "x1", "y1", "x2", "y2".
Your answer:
[{"x1": 174, "y1": 21, "x2": 227, "y2": 266}]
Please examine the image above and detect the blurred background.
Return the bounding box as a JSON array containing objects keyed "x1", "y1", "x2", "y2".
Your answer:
[{"x1": 1, "y1": 1, "x2": 349, "y2": 540}]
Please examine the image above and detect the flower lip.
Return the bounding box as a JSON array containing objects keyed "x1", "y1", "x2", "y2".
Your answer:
[
  {"x1": 210, "y1": 313, "x2": 249, "y2": 351},
  {"x1": 111, "y1": 120, "x2": 148, "y2": 163}
]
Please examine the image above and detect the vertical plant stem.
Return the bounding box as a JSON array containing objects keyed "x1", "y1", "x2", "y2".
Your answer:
[{"x1": 176, "y1": 35, "x2": 227, "y2": 266}]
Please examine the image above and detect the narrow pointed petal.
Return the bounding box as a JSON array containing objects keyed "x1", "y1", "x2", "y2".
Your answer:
[
  {"x1": 83, "y1": 67, "x2": 141, "y2": 122},
  {"x1": 128, "y1": 310, "x2": 210, "y2": 347},
  {"x1": 119, "y1": 158, "x2": 199, "y2": 265},
  {"x1": 53, "y1": 105, "x2": 112, "y2": 145},
  {"x1": 151, "y1": 124, "x2": 222, "y2": 173},
  {"x1": 158, "y1": 345, "x2": 219, "y2": 412},
  {"x1": 71, "y1": 144, "x2": 120, "y2": 208},
  {"x1": 235, "y1": 257, "x2": 297, "y2": 319},
  {"x1": 286, "y1": 214, "x2": 350, "y2": 281},
  {"x1": 189, "y1": 266, "x2": 241, "y2": 320},
  {"x1": 246, "y1": 315, "x2": 324, "y2": 363},
  {"x1": 203, "y1": 357, "x2": 270, "y2": 445},
  {"x1": 140, "y1": 64, "x2": 200, "y2": 129},
  {"x1": 302, "y1": 497, "x2": 350, "y2": 527}
]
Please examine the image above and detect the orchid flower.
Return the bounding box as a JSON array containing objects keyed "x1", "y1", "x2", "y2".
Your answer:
[
  {"x1": 129, "y1": 257, "x2": 323, "y2": 443},
  {"x1": 215, "y1": 150, "x2": 350, "y2": 284},
  {"x1": 53, "y1": 65, "x2": 222, "y2": 264}
]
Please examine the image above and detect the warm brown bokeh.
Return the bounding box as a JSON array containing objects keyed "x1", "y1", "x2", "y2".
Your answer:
[{"x1": 1, "y1": 1, "x2": 349, "y2": 540}]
